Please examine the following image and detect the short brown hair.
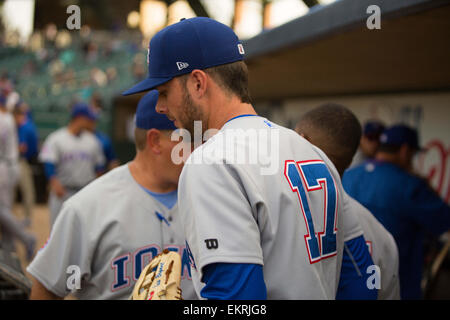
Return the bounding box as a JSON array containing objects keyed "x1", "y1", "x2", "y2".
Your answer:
[
  {"x1": 134, "y1": 127, "x2": 147, "y2": 151},
  {"x1": 179, "y1": 61, "x2": 252, "y2": 104},
  {"x1": 205, "y1": 61, "x2": 252, "y2": 104}
]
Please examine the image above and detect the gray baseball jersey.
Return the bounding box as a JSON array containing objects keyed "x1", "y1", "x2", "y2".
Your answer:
[
  {"x1": 39, "y1": 127, "x2": 105, "y2": 225},
  {"x1": 179, "y1": 115, "x2": 353, "y2": 299},
  {"x1": 39, "y1": 127, "x2": 105, "y2": 188},
  {"x1": 0, "y1": 111, "x2": 20, "y2": 251},
  {"x1": 0, "y1": 111, "x2": 19, "y2": 168},
  {"x1": 27, "y1": 164, "x2": 196, "y2": 300},
  {"x1": 344, "y1": 193, "x2": 400, "y2": 300}
]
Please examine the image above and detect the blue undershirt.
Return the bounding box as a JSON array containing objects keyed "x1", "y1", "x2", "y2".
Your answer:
[
  {"x1": 138, "y1": 185, "x2": 178, "y2": 210},
  {"x1": 199, "y1": 235, "x2": 377, "y2": 300},
  {"x1": 336, "y1": 235, "x2": 378, "y2": 300}
]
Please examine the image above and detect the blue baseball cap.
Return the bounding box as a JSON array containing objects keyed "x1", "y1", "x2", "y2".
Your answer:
[
  {"x1": 379, "y1": 124, "x2": 422, "y2": 150},
  {"x1": 363, "y1": 120, "x2": 385, "y2": 139},
  {"x1": 123, "y1": 17, "x2": 245, "y2": 96},
  {"x1": 71, "y1": 103, "x2": 98, "y2": 121},
  {"x1": 135, "y1": 90, "x2": 176, "y2": 130}
]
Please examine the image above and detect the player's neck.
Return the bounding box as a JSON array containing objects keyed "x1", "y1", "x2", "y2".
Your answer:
[
  {"x1": 208, "y1": 98, "x2": 257, "y2": 131},
  {"x1": 129, "y1": 157, "x2": 177, "y2": 193}
]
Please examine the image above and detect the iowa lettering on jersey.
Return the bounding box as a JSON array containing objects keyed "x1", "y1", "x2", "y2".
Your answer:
[
  {"x1": 61, "y1": 151, "x2": 93, "y2": 162},
  {"x1": 110, "y1": 244, "x2": 192, "y2": 292}
]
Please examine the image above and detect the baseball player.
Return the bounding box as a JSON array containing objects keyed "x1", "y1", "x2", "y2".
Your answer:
[
  {"x1": 27, "y1": 91, "x2": 196, "y2": 300},
  {"x1": 295, "y1": 103, "x2": 400, "y2": 299},
  {"x1": 39, "y1": 103, "x2": 105, "y2": 227},
  {"x1": 122, "y1": 17, "x2": 367, "y2": 299},
  {"x1": 0, "y1": 95, "x2": 36, "y2": 260}
]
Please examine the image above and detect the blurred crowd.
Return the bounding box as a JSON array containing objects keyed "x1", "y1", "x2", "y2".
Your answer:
[{"x1": 0, "y1": 23, "x2": 146, "y2": 113}]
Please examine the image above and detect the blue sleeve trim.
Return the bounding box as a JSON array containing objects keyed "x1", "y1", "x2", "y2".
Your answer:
[
  {"x1": 336, "y1": 235, "x2": 378, "y2": 300},
  {"x1": 43, "y1": 162, "x2": 56, "y2": 179},
  {"x1": 201, "y1": 263, "x2": 267, "y2": 300}
]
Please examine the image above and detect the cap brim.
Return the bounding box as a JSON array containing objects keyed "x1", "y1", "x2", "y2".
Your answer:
[{"x1": 122, "y1": 76, "x2": 173, "y2": 96}]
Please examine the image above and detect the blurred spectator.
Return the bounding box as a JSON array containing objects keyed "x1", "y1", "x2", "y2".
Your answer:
[
  {"x1": 13, "y1": 100, "x2": 39, "y2": 227},
  {"x1": 349, "y1": 120, "x2": 385, "y2": 168},
  {"x1": 90, "y1": 67, "x2": 107, "y2": 87},
  {"x1": 106, "y1": 66, "x2": 118, "y2": 83},
  {"x1": 44, "y1": 24, "x2": 57, "y2": 48},
  {"x1": 343, "y1": 124, "x2": 450, "y2": 300},
  {"x1": 84, "y1": 42, "x2": 99, "y2": 64}
]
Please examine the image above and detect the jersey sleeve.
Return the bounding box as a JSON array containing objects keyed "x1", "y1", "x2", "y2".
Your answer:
[
  {"x1": 38, "y1": 133, "x2": 59, "y2": 164},
  {"x1": 379, "y1": 232, "x2": 401, "y2": 300},
  {"x1": 179, "y1": 159, "x2": 264, "y2": 283},
  {"x1": 200, "y1": 263, "x2": 267, "y2": 300},
  {"x1": 342, "y1": 192, "x2": 364, "y2": 242},
  {"x1": 26, "y1": 201, "x2": 92, "y2": 297}
]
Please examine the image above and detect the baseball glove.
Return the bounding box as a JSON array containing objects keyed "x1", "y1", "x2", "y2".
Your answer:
[{"x1": 131, "y1": 249, "x2": 182, "y2": 300}]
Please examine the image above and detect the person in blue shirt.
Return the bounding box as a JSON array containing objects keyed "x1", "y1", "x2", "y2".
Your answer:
[
  {"x1": 13, "y1": 101, "x2": 39, "y2": 227},
  {"x1": 343, "y1": 124, "x2": 450, "y2": 300}
]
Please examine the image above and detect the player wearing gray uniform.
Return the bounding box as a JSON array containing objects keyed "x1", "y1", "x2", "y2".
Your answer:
[
  {"x1": 122, "y1": 17, "x2": 373, "y2": 299},
  {"x1": 296, "y1": 103, "x2": 400, "y2": 300},
  {"x1": 39, "y1": 103, "x2": 105, "y2": 226},
  {"x1": 0, "y1": 95, "x2": 36, "y2": 259},
  {"x1": 345, "y1": 196, "x2": 400, "y2": 299},
  {"x1": 27, "y1": 91, "x2": 196, "y2": 300}
]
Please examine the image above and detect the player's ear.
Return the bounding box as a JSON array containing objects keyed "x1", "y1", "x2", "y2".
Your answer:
[
  {"x1": 190, "y1": 69, "x2": 208, "y2": 98},
  {"x1": 146, "y1": 129, "x2": 163, "y2": 155}
]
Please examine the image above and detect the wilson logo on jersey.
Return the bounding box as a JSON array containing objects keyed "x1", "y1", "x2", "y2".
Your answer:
[
  {"x1": 284, "y1": 160, "x2": 338, "y2": 264},
  {"x1": 204, "y1": 239, "x2": 219, "y2": 250}
]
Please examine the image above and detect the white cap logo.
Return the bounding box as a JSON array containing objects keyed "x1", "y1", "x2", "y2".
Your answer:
[
  {"x1": 237, "y1": 43, "x2": 245, "y2": 55},
  {"x1": 380, "y1": 133, "x2": 387, "y2": 143},
  {"x1": 176, "y1": 62, "x2": 189, "y2": 71}
]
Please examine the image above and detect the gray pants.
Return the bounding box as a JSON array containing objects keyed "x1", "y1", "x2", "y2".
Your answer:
[
  {"x1": 0, "y1": 163, "x2": 30, "y2": 251},
  {"x1": 16, "y1": 159, "x2": 35, "y2": 219},
  {"x1": 49, "y1": 189, "x2": 78, "y2": 227}
]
